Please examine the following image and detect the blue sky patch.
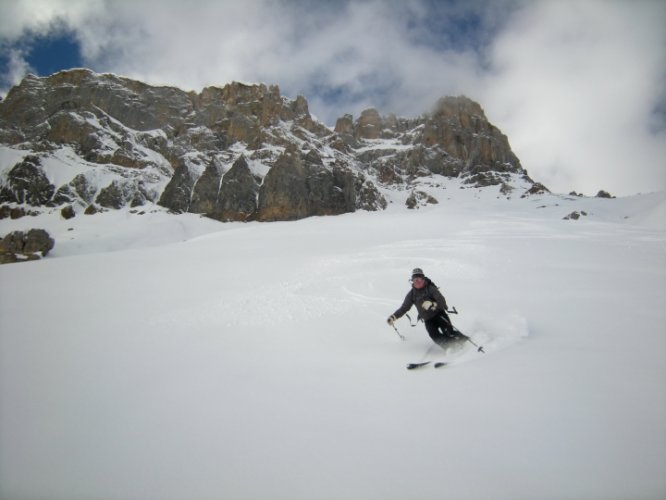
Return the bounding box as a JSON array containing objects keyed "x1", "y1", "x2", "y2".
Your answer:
[{"x1": 25, "y1": 30, "x2": 83, "y2": 76}]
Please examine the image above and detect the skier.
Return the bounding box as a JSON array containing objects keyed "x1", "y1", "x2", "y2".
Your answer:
[{"x1": 387, "y1": 268, "x2": 466, "y2": 351}]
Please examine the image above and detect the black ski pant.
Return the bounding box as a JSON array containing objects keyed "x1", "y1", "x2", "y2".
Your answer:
[{"x1": 424, "y1": 312, "x2": 465, "y2": 349}]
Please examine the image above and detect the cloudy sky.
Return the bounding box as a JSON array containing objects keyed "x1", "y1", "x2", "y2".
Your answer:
[{"x1": 1, "y1": 0, "x2": 664, "y2": 196}]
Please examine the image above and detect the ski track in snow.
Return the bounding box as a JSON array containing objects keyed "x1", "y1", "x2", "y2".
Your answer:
[{"x1": 1, "y1": 190, "x2": 665, "y2": 500}]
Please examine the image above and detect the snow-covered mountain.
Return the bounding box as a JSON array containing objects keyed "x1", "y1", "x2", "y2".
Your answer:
[
  {"x1": 0, "y1": 69, "x2": 537, "y2": 226},
  {"x1": 1, "y1": 69, "x2": 665, "y2": 500}
]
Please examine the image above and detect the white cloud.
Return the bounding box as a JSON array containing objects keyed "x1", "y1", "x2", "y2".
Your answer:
[
  {"x1": 0, "y1": 0, "x2": 101, "y2": 38},
  {"x1": 1, "y1": 0, "x2": 664, "y2": 195},
  {"x1": 0, "y1": 0, "x2": 106, "y2": 48},
  {"x1": 480, "y1": 0, "x2": 666, "y2": 195},
  {"x1": 1, "y1": 47, "x2": 34, "y2": 89},
  {"x1": 0, "y1": 0, "x2": 104, "y2": 92}
]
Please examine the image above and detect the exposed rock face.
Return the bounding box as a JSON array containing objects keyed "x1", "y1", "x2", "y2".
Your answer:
[
  {"x1": 335, "y1": 96, "x2": 528, "y2": 189},
  {"x1": 356, "y1": 178, "x2": 387, "y2": 212},
  {"x1": 563, "y1": 210, "x2": 588, "y2": 220},
  {"x1": 406, "y1": 190, "x2": 439, "y2": 209},
  {"x1": 189, "y1": 164, "x2": 222, "y2": 216},
  {"x1": 422, "y1": 96, "x2": 517, "y2": 168},
  {"x1": 53, "y1": 174, "x2": 98, "y2": 205},
  {"x1": 256, "y1": 148, "x2": 356, "y2": 221},
  {"x1": 214, "y1": 156, "x2": 260, "y2": 221},
  {"x1": 0, "y1": 156, "x2": 55, "y2": 205},
  {"x1": 61, "y1": 205, "x2": 76, "y2": 219},
  {"x1": 521, "y1": 182, "x2": 550, "y2": 198},
  {"x1": 158, "y1": 160, "x2": 199, "y2": 213},
  {"x1": 356, "y1": 108, "x2": 384, "y2": 139},
  {"x1": 0, "y1": 229, "x2": 55, "y2": 264},
  {"x1": 96, "y1": 180, "x2": 131, "y2": 209},
  {"x1": 0, "y1": 205, "x2": 40, "y2": 219},
  {"x1": 0, "y1": 70, "x2": 538, "y2": 222},
  {"x1": 334, "y1": 114, "x2": 354, "y2": 135},
  {"x1": 596, "y1": 190, "x2": 614, "y2": 199},
  {"x1": 186, "y1": 155, "x2": 261, "y2": 221}
]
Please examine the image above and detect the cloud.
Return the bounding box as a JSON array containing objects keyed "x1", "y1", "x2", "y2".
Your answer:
[
  {"x1": 61, "y1": 1, "x2": 491, "y2": 121},
  {"x1": 0, "y1": 0, "x2": 102, "y2": 90},
  {"x1": 480, "y1": 0, "x2": 666, "y2": 195},
  {"x1": 0, "y1": 0, "x2": 664, "y2": 195},
  {"x1": 0, "y1": 1, "x2": 488, "y2": 117},
  {"x1": 1, "y1": 47, "x2": 34, "y2": 88},
  {"x1": 0, "y1": 0, "x2": 98, "y2": 38}
]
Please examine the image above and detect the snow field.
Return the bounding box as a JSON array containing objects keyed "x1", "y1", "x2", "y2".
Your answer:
[{"x1": 1, "y1": 190, "x2": 665, "y2": 500}]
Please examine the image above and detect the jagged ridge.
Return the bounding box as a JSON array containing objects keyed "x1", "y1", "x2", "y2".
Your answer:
[{"x1": 0, "y1": 69, "x2": 537, "y2": 221}]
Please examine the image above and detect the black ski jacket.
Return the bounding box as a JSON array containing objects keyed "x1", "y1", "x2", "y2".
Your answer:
[{"x1": 393, "y1": 278, "x2": 448, "y2": 322}]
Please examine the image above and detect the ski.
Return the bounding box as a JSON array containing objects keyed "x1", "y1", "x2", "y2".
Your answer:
[
  {"x1": 406, "y1": 361, "x2": 431, "y2": 370},
  {"x1": 407, "y1": 361, "x2": 448, "y2": 370}
]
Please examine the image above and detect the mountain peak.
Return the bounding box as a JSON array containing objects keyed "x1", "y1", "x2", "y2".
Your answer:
[{"x1": 0, "y1": 70, "x2": 537, "y2": 223}]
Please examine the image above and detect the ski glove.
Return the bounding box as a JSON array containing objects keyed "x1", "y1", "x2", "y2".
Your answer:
[
  {"x1": 422, "y1": 300, "x2": 437, "y2": 311},
  {"x1": 387, "y1": 315, "x2": 397, "y2": 325}
]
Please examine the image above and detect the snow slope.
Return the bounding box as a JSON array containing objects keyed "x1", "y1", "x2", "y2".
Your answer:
[{"x1": 1, "y1": 187, "x2": 665, "y2": 500}]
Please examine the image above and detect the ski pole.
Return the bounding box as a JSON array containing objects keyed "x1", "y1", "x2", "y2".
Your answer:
[
  {"x1": 443, "y1": 310, "x2": 485, "y2": 354},
  {"x1": 451, "y1": 326, "x2": 485, "y2": 353},
  {"x1": 448, "y1": 328, "x2": 485, "y2": 353},
  {"x1": 389, "y1": 322, "x2": 406, "y2": 341},
  {"x1": 465, "y1": 336, "x2": 485, "y2": 353}
]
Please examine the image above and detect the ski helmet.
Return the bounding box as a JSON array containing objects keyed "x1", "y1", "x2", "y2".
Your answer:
[{"x1": 411, "y1": 268, "x2": 425, "y2": 278}]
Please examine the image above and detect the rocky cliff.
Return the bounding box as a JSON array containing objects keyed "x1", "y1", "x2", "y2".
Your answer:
[{"x1": 0, "y1": 69, "x2": 535, "y2": 221}]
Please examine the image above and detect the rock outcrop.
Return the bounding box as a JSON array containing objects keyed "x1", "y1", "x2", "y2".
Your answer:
[
  {"x1": 0, "y1": 70, "x2": 539, "y2": 222},
  {"x1": 563, "y1": 210, "x2": 588, "y2": 221},
  {"x1": 256, "y1": 148, "x2": 357, "y2": 221},
  {"x1": 214, "y1": 156, "x2": 260, "y2": 221},
  {"x1": 0, "y1": 155, "x2": 55, "y2": 205},
  {"x1": 0, "y1": 229, "x2": 55, "y2": 264},
  {"x1": 596, "y1": 190, "x2": 615, "y2": 199},
  {"x1": 333, "y1": 96, "x2": 529, "y2": 189}
]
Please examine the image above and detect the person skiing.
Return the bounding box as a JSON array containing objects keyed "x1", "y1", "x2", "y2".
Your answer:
[{"x1": 387, "y1": 268, "x2": 466, "y2": 351}]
